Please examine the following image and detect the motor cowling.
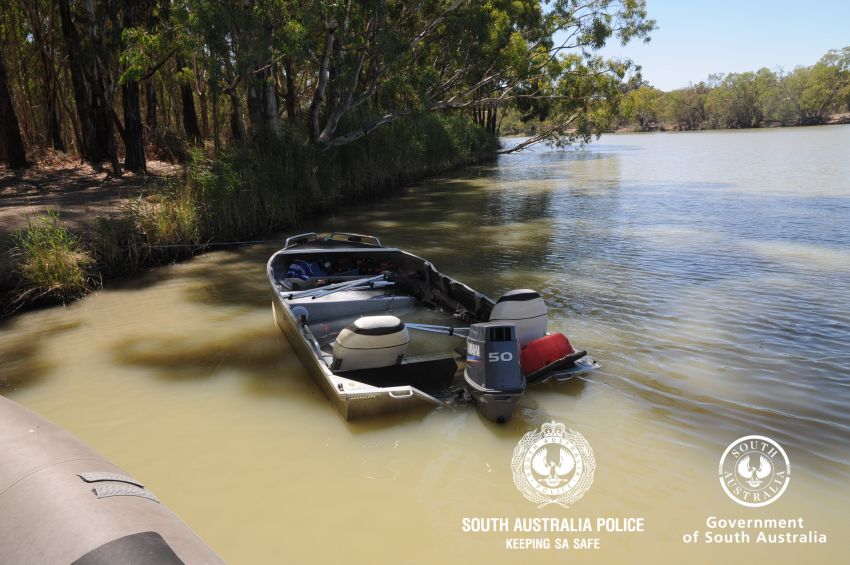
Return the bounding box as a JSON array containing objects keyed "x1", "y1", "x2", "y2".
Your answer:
[
  {"x1": 332, "y1": 316, "x2": 409, "y2": 371},
  {"x1": 464, "y1": 323, "x2": 524, "y2": 393},
  {"x1": 489, "y1": 289, "x2": 548, "y2": 348}
]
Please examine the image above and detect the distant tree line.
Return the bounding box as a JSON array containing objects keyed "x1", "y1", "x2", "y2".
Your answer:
[
  {"x1": 619, "y1": 47, "x2": 850, "y2": 131},
  {"x1": 0, "y1": 0, "x2": 656, "y2": 171}
]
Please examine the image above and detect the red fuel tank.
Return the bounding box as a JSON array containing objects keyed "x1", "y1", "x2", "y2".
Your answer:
[{"x1": 520, "y1": 333, "x2": 575, "y2": 375}]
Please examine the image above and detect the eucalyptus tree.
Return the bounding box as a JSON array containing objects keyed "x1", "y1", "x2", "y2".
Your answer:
[
  {"x1": 18, "y1": 0, "x2": 66, "y2": 151},
  {"x1": 2, "y1": 0, "x2": 657, "y2": 169},
  {"x1": 295, "y1": 0, "x2": 654, "y2": 149},
  {"x1": 773, "y1": 52, "x2": 850, "y2": 125},
  {"x1": 621, "y1": 85, "x2": 662, "y2": 130},
  {"x1": 58, "y1": 0, "x2": 121, "y2": 173},
  {"x1": 0, "y1": 50, "x2": 29, "y2": 168},
  {"x1": 704, "y1": 72, "x2": 764, "y2": 129}
]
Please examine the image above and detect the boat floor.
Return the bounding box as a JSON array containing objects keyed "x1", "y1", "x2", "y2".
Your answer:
[{"x1": 296, "y1": 291, "x2": 469, "y2": 395}]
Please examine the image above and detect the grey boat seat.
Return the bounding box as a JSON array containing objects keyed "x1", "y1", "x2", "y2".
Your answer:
[{"x1": 287, "y1": 288, "x2": 417, "y2": 323}]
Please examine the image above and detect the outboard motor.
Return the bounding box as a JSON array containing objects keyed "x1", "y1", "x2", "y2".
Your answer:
[
  {"x1": 463, "y1": 322, "x2": 526, "y2": 423},
  {"x1": 332, "y1": 316, "x2": 409, "y2": 371},
  {"x1": 489, "y1": 289, "x2": 548, "y2": 347}
]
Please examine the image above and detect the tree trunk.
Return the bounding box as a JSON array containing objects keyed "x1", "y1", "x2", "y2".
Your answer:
[
  {"x1": 264, "y1": 77, "x2": 279, "y2": 130},
  {"x1": 120, "y1": 5, "x2": 145, "y2": 173},
  {"x1": 8, "y1": 31, "x2": 37, "y2": 148},
  {"x1": 0, "y1": 52, "x2": 29, "y2": 169},
  {"x1": 199, "y1": 90, "x2": 209, "y2": 138},
  {"x1": 58, "y1": 0, "x2": 95, "y2": 160},
  {"x1": 247, "y1": 79, "x2": 262, "y2": 132},
  {"x1": 284, "y1": 57, "x2": 296, "y2": 123},
  {"x1": 58, "y1": 0, "x2": 119, "y2": 173},
  {"x1": 158, "y1": 77, "x2": 171, "y2": 130},
  {"x1": 223, "y1": 62, "x2": 247, "y2": 148},
  {"x1": 174, "y1": 56, "x2": 201, "y2": 144},
  {"x1": 181, "y1": 83, "x2": 202, "y2": 143},
  {"x1": 487, "y1": 103, "x2": 497, "y2": 133},
  {"x1": 308, "y1": 23, "x2": 336, "y2": 142},
  {"x1": 26, "y1": 2, "x2": 66, "y2": 152},
  {"x1": 247, "y1": 63, "x2": 279, "y2": 135},
  {"x1": 211, "y1": 82, "x2": 220, "y2": 156},
  {"x1": 122, "y1": 80, "x2": 146, "y2": 173},
  {"x1": 46, "y1": 95, "x2": 64, "y2": 151},
  {"x1": 145, "y1": 76, "x2": 158, "y2": 142},
  {"x1": 190, "y1": 56, "x2": 209, "y2": 138},
  {"x1": 228, "y1": 90, "x2": 247, "y2": 146}
]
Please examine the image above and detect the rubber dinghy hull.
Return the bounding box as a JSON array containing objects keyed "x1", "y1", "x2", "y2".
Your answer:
[{"x1": 0, "y1": 395, "x2": 224, "y2": 565}]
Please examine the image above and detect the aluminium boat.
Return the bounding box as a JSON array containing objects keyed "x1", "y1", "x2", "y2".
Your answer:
[{"x1": 267, "y1": 232, "x2": 598, "y2": 422}]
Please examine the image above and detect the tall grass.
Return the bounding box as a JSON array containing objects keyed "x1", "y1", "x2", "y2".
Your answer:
[{"x1": 6, "y1": 211, "x2": 92, "y2": 306}]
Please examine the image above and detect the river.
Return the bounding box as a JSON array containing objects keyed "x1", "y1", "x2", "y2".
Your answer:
[{"x1": 2, "y1": 126, "x2": 849, "y2": 564}]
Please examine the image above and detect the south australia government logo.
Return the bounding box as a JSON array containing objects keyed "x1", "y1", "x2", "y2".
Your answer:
[
  {"x1": 719, "y1": 435, "x2": 790, "y2": 507},
  {"x1": 511, "y1": 421, "x2": 596, "y2": 508}
]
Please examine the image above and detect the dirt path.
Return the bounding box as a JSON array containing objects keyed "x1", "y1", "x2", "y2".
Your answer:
[{"x1": 0, "y1": 159, "x2": 181, "y2": 245}]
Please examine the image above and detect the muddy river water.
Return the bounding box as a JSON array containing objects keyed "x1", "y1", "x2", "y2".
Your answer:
[{"x1": 2, "y1": 126, "x2": 849, "y2": 564}]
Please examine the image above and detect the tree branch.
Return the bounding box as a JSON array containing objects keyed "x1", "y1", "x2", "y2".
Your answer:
[
  {"x1": 322, "y1": 110, "x2": 412, "y2": 148},
  {"x1": 497, "y1": 115, "x2": 580, "y2": 154},
  {"x1": 140, "y1": 48, "x2": 177, "y2": 82},
  {"x1": 308, "y1": 20, "x2": 337, "y2": 142}
]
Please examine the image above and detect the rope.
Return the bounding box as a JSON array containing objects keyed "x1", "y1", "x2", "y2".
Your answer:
[{"x1": 144, "y1": 239, "x2": 278, "y2": 249}]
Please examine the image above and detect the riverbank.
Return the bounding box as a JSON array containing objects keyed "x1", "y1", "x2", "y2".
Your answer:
[
  {"x1": 614, "y1": 112, "x2": 850, "y2": 133},
  {"x1": 0, "y1": 115, "x2": 498, "y2": 317},
  {"x1": 500, "y1": 112, "x2": 850, "y2": 137},
  {"x1": 0, "y1": 156, "x2": 180, "y2": 246}
]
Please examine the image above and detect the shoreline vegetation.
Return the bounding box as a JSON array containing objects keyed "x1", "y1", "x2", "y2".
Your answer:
[{"x1": 1, "y1": 115, "x2": 496, "y2": 315}]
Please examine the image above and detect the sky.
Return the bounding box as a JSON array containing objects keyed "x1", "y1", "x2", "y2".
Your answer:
[{"x1": 597, "y1": 0, "x2": 850, "y2": 90}]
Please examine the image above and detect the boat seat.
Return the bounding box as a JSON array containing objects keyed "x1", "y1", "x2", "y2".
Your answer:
[{"x1": 287, "y1": 289, "x2": 416, "y2": 322}]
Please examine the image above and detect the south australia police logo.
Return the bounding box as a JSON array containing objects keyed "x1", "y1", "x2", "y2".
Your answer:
[
  {"x1": 511, "y1": 421, "x2": 595, "y2": 508},
  {"x1": 719, "y1": 435, "x2": 790, "y2": 507}
]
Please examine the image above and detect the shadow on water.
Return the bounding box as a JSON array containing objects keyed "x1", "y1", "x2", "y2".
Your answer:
[
  {"x1": 0, "y1": 319, "x2": 82, "y2": 391},
  {"x1": 112, "y1": 326, "x2": 334, "y2": 413},
  {"x1": 184, "y1": 250, "x2": 274, "y2": 309},
  {"x1": 114, "y1": 329, "x2": 277, "y2": 376}
]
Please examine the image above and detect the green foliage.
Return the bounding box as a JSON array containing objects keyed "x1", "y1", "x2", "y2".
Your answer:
[
  {"x1": 621, "y1": 86, "x2": 663, "y2": 130},
  {"x1": 7, "y1": 212, "x2": 92, "y2": 305},
  {"x1": 704, "y1": 73, "x2": 764, "y2": 129},
  {"x1": 614, "y1": 46, "x2": 850, "y2": 131},
  {"x1": 665, "y1": 83, "x2": 709, "y2": 130},
  {"x1": 119, "y1": 27, "x2": 163, "y2": 84}
]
